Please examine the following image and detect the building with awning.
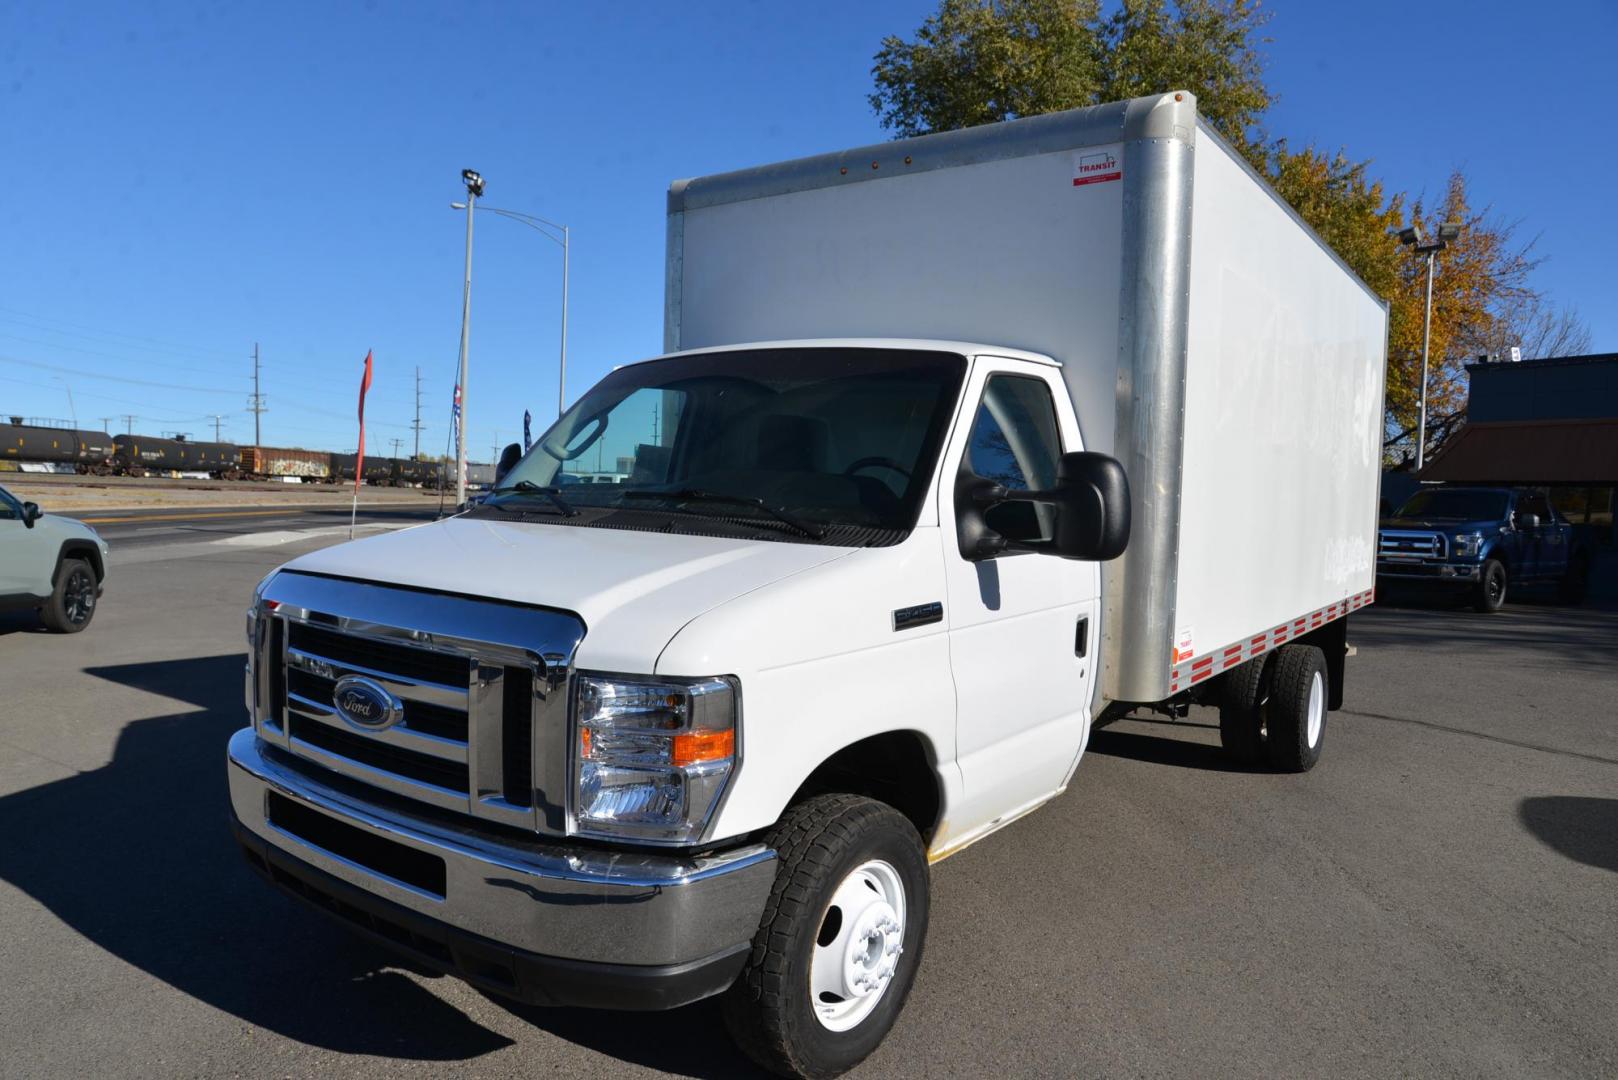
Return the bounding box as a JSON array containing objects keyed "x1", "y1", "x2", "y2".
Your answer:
[{"x1": 1420, "y1": 353, "x2": 1616, "y2": 544}]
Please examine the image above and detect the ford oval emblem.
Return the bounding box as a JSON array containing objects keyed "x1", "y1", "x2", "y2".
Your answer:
[{"x1": 332, "y1": 675, "x2": 402, "y2": 732}]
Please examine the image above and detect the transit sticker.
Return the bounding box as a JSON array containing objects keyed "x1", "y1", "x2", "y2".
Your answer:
[
  {"x1": 1073, "y1": 145, "x2": 1123, "y2": 187},
  {"x1": 1173, "y1": 626, "x2": 1195, "y2": 665}
]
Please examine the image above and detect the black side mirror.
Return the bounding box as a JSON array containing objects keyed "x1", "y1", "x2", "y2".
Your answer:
[
  {"x1": 495, "y1": 442, "x2": 523, "y2": 483},
  {"x1": 21, "y1": 501, "x2": 42, "y2": 528},
  {"x1": 957, "y1": 451, "x2": 1131, "y2": 561},
  {"x1": 1516, "y1": 512, "x2": 1540, "y2": 530}
]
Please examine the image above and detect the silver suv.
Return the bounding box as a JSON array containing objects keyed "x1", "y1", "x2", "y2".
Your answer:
[{"x1": 0, "y1": 483, "x2": 109, "y2": 633}]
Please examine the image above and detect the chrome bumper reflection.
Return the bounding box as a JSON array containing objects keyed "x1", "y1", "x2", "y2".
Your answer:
[{"x1": 228, "y1": 728, "x2": 775, "y2": 966}]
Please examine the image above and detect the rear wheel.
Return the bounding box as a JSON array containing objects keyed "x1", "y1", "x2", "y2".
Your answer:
[
  {"x1": 1263, "y1": 644, "x2": 1327, "y2": 773},
  {"x1": 1218, "y1": 656, "x2": 1268, "y2": 764},
  {"x1": 1474, "y1": 559, "x2": 1507, "y2": 613},
  {"x1": 41, "y1": 558, "x2": 98, "y2": 634},
  {"x1": 722, "y1": 794, "x2": 929, "y2": 1079}
]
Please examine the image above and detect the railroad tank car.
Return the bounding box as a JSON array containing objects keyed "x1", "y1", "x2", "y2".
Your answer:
[
  {"x1": 394, "y1": 458, "x2": 442, "y2": 487},
  {"x1": 331, "y1": 453, "x2": 396, "y2": 484},
  {"x1": 242, "y1": 446, "x2": 334, "y2": 482},
  {"x1": 0, "y1": 420, "x2": 116, "y2": 472},
  {"x1": 112, "y1": 434, "x2": 243, "y2": 477}
]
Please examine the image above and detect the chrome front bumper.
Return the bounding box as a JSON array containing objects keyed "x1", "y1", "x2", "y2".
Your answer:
[
  {"x1": 1376, "y1": 562, "x2": 1482, "y2": 582},
  {"x1": 228, "y1": 728, "x2": 775, "y2": 1004}
]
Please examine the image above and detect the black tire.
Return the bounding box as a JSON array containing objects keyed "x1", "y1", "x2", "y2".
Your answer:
[
  {"x1": 1218, "y1": 656, "x2": 1268, "y2": 764},
  {"x1": 722, "y1": 794, "x2": 930, "y2": 1079},
  {"x1": 1474, "y1": 559, "x2": 1507, "y2": 613},
  {"x1": 1560, "y1": 553, "x2": 1590, "y2": 605},
  {"x1": 41, "y1": 557, "x2": 98, "y2": 634},
  {"x1": 1263, "y1": 644, "x2": 1328, "y2": 773}
]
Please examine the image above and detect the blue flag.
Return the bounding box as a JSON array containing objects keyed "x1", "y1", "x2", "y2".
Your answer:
[{"x1": 523, "y1": 409, "x2": 532, "y2": 451}]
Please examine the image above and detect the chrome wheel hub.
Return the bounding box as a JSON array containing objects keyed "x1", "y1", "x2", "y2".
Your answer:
[{"x1": 809, "y1": 859, "x2": 907, "y2": 1032}]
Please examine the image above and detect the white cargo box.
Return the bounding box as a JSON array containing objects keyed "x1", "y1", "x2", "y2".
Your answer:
[{"x1": 665, "y1": 92, "x2": 1386, "y2": 705}]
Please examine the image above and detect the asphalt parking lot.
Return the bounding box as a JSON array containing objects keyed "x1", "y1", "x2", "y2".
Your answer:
[{"x1": 2, "y1": 526, "x2": 1615, "y2": 1078}]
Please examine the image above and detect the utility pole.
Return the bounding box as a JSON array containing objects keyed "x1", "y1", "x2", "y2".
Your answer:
[
  {"x1": 98, "y1": 416, "x2": 115, "y2": 432},
  {"x1": 120, "y1": 414, "x2": 136, "y2": 435},
  {"x1": 411, "y1": 366, "x2": 425, "y2": 460},
  {"x1": 390, "y1": 437, "x2": 403, "y2": 457},
  {"x1": 247, "y1": 342, "x2": 267, "y2": 447},
  {"x1": 209, "y1": 415, "x2": 225, "y2": 440}
]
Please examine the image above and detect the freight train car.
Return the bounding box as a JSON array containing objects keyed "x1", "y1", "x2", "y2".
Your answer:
[
  {"x1": 241, "y1": 446, "x2": 334, "y2": 483},
  {"x1": 395, "y1": 458, "x2": 443, "y2": 487},
  {"x1": 112, "y1": 435, "x2": 242, "y2": 478},
  {"x1": 330, "y1": 453, "x2": 396, "y2": 485},
  {"x1": 0, "y1": 420, "x2": 116, "y2": 473}
]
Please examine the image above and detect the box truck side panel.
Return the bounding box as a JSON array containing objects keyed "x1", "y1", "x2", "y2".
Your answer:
[
  {"x1": 673, "y1": 150, "x2": 1126, "y2": 463},
  {"x1": 1173, "y1": 129, "x2": 1388, "y2": 665}
]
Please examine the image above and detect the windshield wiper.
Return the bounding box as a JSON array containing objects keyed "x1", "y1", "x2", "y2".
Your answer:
[
  {"x1": 489, "y1": 480, "x2": 579, "y2": 517},
  {"x1": 624, "y1": 488, "x2": 825, "y2": 540}
]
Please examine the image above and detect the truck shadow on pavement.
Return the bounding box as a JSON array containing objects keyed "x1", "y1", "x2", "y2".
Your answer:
[
  {"x1": 0, "y1": 652, "x2": 768, "y2": 1074},
  {"x1": 1518, "y1": 796, "x2": 1618, "y2": 874}
]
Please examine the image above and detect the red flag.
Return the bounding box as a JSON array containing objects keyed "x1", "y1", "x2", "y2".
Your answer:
[{"x1": 355, "y1": 350, "x2": 373, "y2": 495}]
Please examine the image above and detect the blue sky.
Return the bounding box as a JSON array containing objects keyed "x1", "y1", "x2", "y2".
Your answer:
[{"x1": 2, "y1": 1, "x2": 1612, "y2": 459}]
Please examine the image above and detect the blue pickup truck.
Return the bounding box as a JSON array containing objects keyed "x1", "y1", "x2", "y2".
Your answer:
[{"x1": 1377, "y1": 486, "x2": 1591, "y2": 612}]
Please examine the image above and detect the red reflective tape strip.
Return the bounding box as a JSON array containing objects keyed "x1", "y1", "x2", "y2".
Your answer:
[{"x1": 1193, "y1": 657, "x2": 1215, "y2": 670}]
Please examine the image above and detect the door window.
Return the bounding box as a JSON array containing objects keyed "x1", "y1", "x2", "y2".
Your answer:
[
  {"x1": 1517, "y1": 491, "x2": 1552, "y2": 524},
  {"x1": 965, "y1": 375, "x2": 1063, "y2": 542}
]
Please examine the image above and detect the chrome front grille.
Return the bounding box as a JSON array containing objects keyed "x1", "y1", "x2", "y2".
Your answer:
[
  {"x1": 1377, "y1": 530, "x2": 1447, "y2": 561},
  {"x1": 249, "y1": 572, "x2": 584, "y2": 834}
]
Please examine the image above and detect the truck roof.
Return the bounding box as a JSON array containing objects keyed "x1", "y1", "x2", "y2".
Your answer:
[{"x1": 629, "y1": 337, "x2": 1061, "y2": 371}]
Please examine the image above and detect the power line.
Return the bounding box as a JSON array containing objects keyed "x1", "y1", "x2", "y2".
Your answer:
[{"x1": 0, "y1": 354, "x2": 240, "y2": 394}]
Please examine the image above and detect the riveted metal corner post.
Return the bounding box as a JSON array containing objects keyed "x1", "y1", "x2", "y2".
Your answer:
[
  {"x1": 1103, "y1": 101, "x2": 1197, "y2": 704},
  {"x1": 664, "y1": 181, "x2": 689, "y2": 354}
]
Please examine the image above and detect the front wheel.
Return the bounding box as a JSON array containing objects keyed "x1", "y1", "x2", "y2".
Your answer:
[
  {"x1": 1474, "y1": 559, "x2": 1507, "y2": 613},
  {"x1": 41, "y1": 558, "x2": 98, "y2": 633},
  {"x1": 722, "y1": 794, "x2": 930, "y2": 1079}
]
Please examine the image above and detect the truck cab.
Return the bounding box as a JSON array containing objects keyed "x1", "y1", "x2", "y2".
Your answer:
[{"x1": 1377, "y1": 486, "x2": 1587, "y2": 611}]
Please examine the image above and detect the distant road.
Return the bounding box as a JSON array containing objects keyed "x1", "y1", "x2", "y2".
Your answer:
[{"x1": 64, "y1": 503, "x2": 440, "y2": 551}]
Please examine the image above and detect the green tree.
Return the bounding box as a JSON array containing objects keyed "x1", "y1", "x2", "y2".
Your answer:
[
  {"x1": 870, "y1": 0, "x2": 1270, "y2": 144},
  {"x1": 870, "y1": 0, "x2": 1103, "y2": 138}
]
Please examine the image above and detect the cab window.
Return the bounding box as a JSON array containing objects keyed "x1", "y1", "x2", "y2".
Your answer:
[{"x1": 965, "y1": 375, "x2": 1063, "y2": 542}]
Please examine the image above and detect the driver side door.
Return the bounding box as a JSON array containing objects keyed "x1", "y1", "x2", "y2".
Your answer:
[
  {"x1": 938, "y1": 358, "x2": 1099, "y2": 841},
  {"x1": 0, "y1": 487, "x2": 43, "y2": 597}
]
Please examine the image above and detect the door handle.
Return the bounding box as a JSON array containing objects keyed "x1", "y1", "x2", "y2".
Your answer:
[{"x1": 1075, "y1": 616, "x2": 1089, "y2": 658}]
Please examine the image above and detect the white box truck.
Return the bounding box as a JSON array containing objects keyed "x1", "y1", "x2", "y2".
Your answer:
[{"x1": 230, "y1": 91, "x2": 1386, "y2": 1077}]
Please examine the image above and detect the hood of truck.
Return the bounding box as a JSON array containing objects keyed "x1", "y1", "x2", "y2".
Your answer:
[
  {"x1": 1380, "y1": 517, "x2": 1502, "y2": 533},
  {"x1": 277, "y1": 516, "x2": 858, "y2": 672}
]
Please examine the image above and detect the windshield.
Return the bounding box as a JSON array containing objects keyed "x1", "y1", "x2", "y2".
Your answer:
[
  {"x1": 1393, "y1": 488, "x2": 1509, "y2": 522},
  {"x1": 487, "y1": 347, "x2": 967, "y2": 543}
]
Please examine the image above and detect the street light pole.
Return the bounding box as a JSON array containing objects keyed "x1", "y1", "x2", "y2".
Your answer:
[
  {"x1": 1417, "y1": 250, "x2": 1435, "y2": 471},
  {"x1": 1398, "y1": 221, "x2": 1461, "y2": 472},
  {"x1": 450, "y1": 204, "x2": 570, "y2": 420},
  {"x1": 454, "y1": 169, "x2": 484, "y2": 506},
  {"x1": 559, "y1": 223, "x2": 569, "y2": 418}
]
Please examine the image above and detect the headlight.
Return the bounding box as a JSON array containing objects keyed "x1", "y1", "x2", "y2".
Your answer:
[
  {"x1": 572, "y1": 673, "x2": 738, "y2": 844},
  {"x1": 1452, "y1": 532, "x2": 1485, "y2": 558}
]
